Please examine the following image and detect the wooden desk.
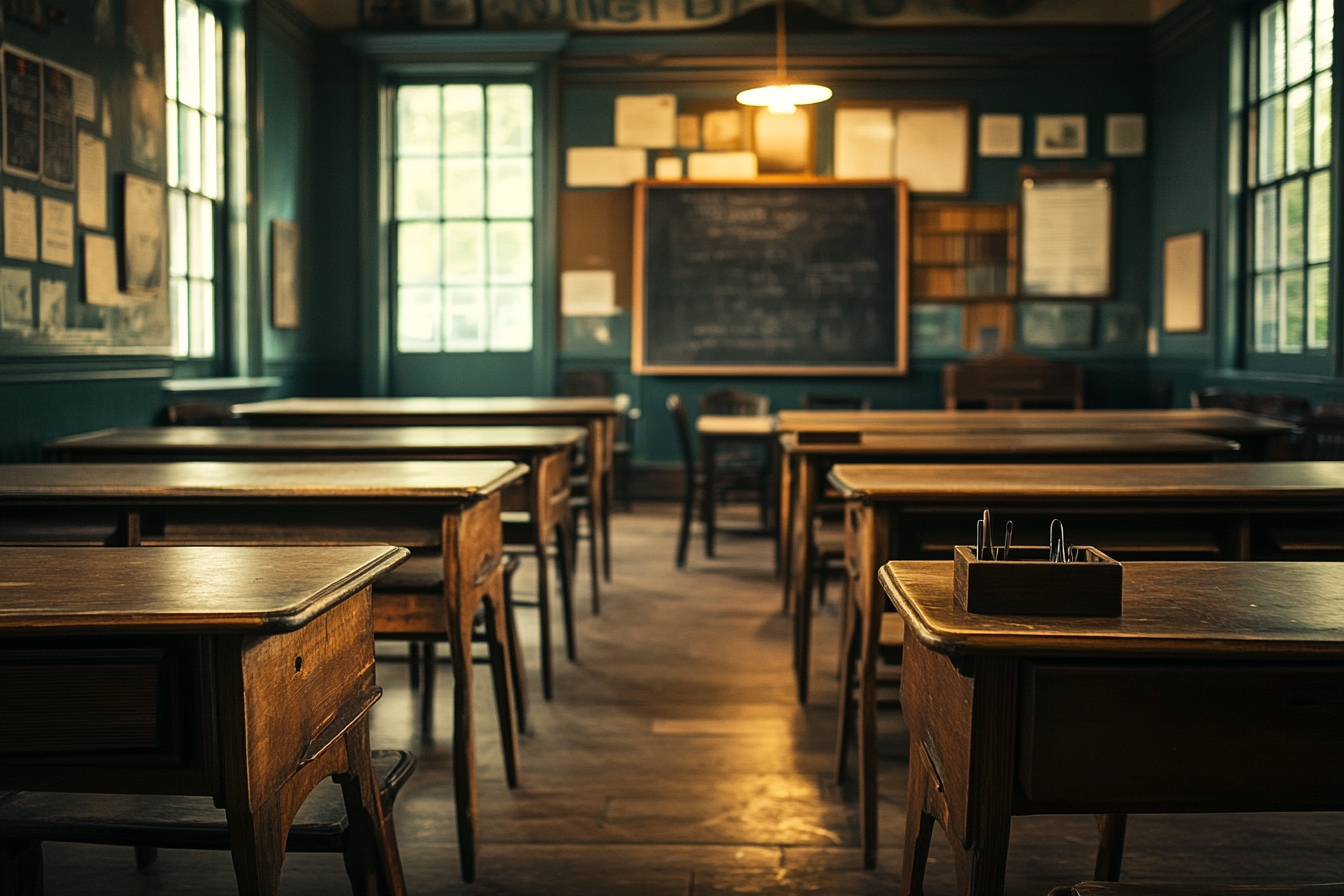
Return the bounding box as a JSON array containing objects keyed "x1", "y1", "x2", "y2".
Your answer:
[
  {"x1": 695, "y1": 414, "x2": 778, "y2": 560},
  {"x1": 44, "y1": 425, "x2": 585, "y2": 700},
  {"x1": 781, "y1": 430, "x2": 1239, "y2": 703},
  {"x1": 0, "y1": 460, "x2": 524, "y2": 883},
  {"x1": 831, "y1": 461, "x2": 1344, "y2": 870},
  {"x1": 881, "y1": 560, "x2": 1344, "y2": 896},
  {"x1": 232, "y1": 396, "x2": 628, "y2": 584},
  {"x1": 0, "y1": 545, "x2": 410, "y2": 896}
]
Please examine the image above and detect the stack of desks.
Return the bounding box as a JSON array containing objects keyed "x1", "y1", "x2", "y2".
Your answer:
[
  {"x1": 0, "y1": 544, "x2": 411, "y2": 896},
  {"x1": 0, "y1": 459, "x2": 526, "y2": 883},
  {"x1": 231, "y1": 396, "x2": 628, "y2": 585},
  {"x1": 828, "y1": 460, "x2": 1344, "y2": 874},
  {"x1": 776, "y1": 410, "x2": 1284, "y2": 702}
]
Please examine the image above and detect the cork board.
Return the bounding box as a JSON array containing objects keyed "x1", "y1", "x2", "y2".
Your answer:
[{"x1": 558, "y1": 188, "x2": 633, "y2": 311}]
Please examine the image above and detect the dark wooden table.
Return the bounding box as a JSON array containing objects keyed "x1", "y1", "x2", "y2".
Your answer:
[
  {"x1": 780, "y1": 429, "x2": 1240, "y2": 703},
  {"x1": 44, "y1": 425, "x2": 587, "y2": 700},
  {"x1": 231, "y1": 396, "x2": 628, "y2": 584},
  {"x1": 881, "y1": 560, "x2": 1344, "y2": 896},
  {"x1": 695, "y1": 414, "x2": 778, "y2": 561},
  {"x1": 829, "y1": 460, "x2": 1344, "y2": 870},
  {"x1": 0, "y1": 544, "x2": 410, "y2": 896},
  {"x1": 0, "y1": 460, "x2": 525, "y2": 883}
]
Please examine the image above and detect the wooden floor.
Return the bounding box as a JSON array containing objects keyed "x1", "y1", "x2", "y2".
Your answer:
[{"x1": 38, "y1": 505, "x2": 1344, "y2": 894}]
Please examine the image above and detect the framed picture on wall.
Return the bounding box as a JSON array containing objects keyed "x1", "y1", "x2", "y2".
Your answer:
[
  {"x1": 1035, "y1": 114, "x2": 1087, "y2": 158},
  {"x1": 120, "y1": 174, "x2": 166, "y2": 298},
  {"x1": 272, "y1": 219, "x2": 301, "y2": 329}
]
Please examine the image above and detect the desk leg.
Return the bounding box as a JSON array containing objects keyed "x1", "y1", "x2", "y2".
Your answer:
[
  {"x1": 852, "y1": 504, "x2": 890, "y2": 869},
  {"x1": 779, "y1": 451, "x2": 795, "y2": 607},
  {"x1": 448, "y1": 591, "x2": 482, "y2": 883},
  {"x1": 1093, "y1": 813, "x2": 1127, "y2": 881},
  {"x1": 791, "y1": 458, "x2": 816, "y2": 704},
  {"x1": 702, "y1": 433, "x2": 718, "y2": 558},
  {"x1": 336, "y1": 722, "x2": 409, "y2": 896},
  {"x1": 588, "y1": 418, "x2": 613, "y2": 584}
]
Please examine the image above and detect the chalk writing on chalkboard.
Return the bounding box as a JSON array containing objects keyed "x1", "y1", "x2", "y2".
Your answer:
[{"x1": 633, "y1": 181, "x2": 908, "y2": 375}]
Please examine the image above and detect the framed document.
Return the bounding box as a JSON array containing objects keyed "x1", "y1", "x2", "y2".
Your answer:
[
  {"x1": 835, "y1": 100, "x2": 971, "y2": 194},
  {"x1": 272, "y1": 219, "x2": 301, "y2": 329},
  {"x1": 1018, "y1": 168, "x2": 1114, "y2": 300},
  {"x1": 1162, "y1": 231, "x2": 1204, "y2": 332},
  {"x1": 121, "y1": 173, "x2": 166, "y2": 298}
]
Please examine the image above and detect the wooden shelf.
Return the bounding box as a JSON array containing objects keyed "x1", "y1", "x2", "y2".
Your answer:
[{"x1": 910, "y1": 201, "x2": 1018, "y2": 302}]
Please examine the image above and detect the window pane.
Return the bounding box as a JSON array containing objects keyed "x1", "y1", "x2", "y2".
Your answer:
[
  {"x1": 1309, "y1": 169, "x2": 1331, "y2": 261},
  {"x1": 170, "y1": 278, "x2": 190, "y2": 355},
  {"x1": 486, "y1": 157, "x2": 532, "y2": 218},
  {"x1": 443, "y1": 221, "x2": 486, "y2": 283},
  {"x1": 1279, "y1": 268, "x2": 1305, "y2": 351},
  {"x1": 177, "y1": 0, "x2": 200, "y2": 108},
  {"x1": 488, "y1": 221, "x2": 532, "y2": 284},
  {"x1": 1288, "y1": 0, "x2": 1314, "y2": 82},
  {"x1": 396, "y1": 157, "x2": 440, "y2": 219},
  {"x1": 444, "y1": 286, "x2": 487, "y2": 351},
  {"x1": 1254, "y1": 272, "x2": 1279, "y2": 350},
  {"x1": 398, "y1": 221, "x2": 441, "y2": 284},
  {"x1": 167, "y1": 103, "x2": 181, "y2": 188},
  {"x1": 1315, "y1": 72, "x2": 1332, "y2": 164},
  {"x1": 183, "y1": 107, "x2": 202, "y2": 193},
  {"x1": 1308, "y1": 263, "x2": 1331, "y2": 347},
  {"x1": 190, "y1": 195, "x2": 213, "y2": 279},
  {"x1": 200, "y1": 9, "x2": 218, "y2": 116},
  {"x1": 1260, "y1": 2, "x2": 1287, "y2": 97},
  {"x1": 397, "y1": 86, "x2": 441, "y2": 157},
  {"x1": 164, "y1": 0, "x2": 178, "y2": 102},
  {"x1": 487, "y1": 85, "x2": 532, "y2": 155},
  {"x1": 488, "y1": 285, "x2": 533, "y2": 351},
  {"x1": 443, "y1": 158, "x2": 484, "y2": 218},
  {"x1": 1318, "y1": 0, "x2": 1334, "y2": 69},
  {"x1": 1255, "y1": 186, "x2": 1280, "y2": 271},
  {"x1": 169, "y1": 189, "x2": 188, "y2": 276},
  {"x1": 397, "y1": 286, "x2": 443, "y2": 351},
  {"x1": 1287, "y1": 82, "x2": 1313, "y2": 171},
  {"x1": 189, "y1": 279, "x2": 214, "y2": 356},
  {"x1": 443, "y1": 85, "x2": 483, "y2": 156},
  {"x1": 1280, "y1": 177, "x2": 1305, "y2": 265},
  {"x1": 203, "y1": 114, "x2": 219, "y2": 199},
  {"x1": 1259, "y1": 95, "x2": 1285, "y2": 181}
]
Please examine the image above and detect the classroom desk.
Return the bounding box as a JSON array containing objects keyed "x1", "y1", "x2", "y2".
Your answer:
[
  {"x1": 231, "y1": 396, "x2": 628, "y2": 584},
  {"x1": 0, "y1": 460, "x2": 524, "y2": 883},
  {"x1": 44, "y1": 425, "x2": 586, "y2": 699},
  {"x1": 881, "y1": 560, "x2": 1344, "y2": 896},
  {"x1": 695, "y1": 414, "x2": 778, "y2": 560},
  {"x1": 781, "y1": 430, "x2": 1239, "y2": 703},
  {"x1": 829, "y1": 461, "x2": 1344, "y2": 871},
  {"x1": 0, "y1": 544, "x2": 410, "y2": 896}
]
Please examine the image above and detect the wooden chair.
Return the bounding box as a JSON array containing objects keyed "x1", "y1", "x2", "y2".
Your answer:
[
  {"x1": 668, "y1": 394, "x2": 700, "y2": 569},
  {"x1": 1304, "y1": 402, "x2": 1344, "y2": 460},
  {"x1": 698, "y1": 388, "x2": 773, "y2": 528},
  {"x1": 559, "y1": 369, "x2": 627, "y2": 596},
  {"x1": 942, "y1": 352, "x2": 1084, "y2": 410},
  {"x1": 0, "y1": 749, "x2": 415, "y2": 896}
]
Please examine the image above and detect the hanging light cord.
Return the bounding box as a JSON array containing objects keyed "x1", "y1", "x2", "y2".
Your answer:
[{"x1": 776, "y1": 0, "x2": 788, "y2": 84}]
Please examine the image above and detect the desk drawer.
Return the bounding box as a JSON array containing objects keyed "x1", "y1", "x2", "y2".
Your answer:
[{"x1": 1017, "y1": 661, "x2": 1344, "y2": 812}]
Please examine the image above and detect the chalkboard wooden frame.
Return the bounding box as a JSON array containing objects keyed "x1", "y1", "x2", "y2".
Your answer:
[{"x1": 632, "y1": 179, "x2": 909, "y2": 376}]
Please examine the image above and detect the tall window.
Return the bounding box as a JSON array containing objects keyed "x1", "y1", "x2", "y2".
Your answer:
[
  {"x1": 164, "y1": 0, "x2": 223, "y2": 359},
  {"x1": 394, "y1": 84, "x2": 535, "y2": 353},
  {"x1": 1248, "y1": 0, "x2": 1333, "y2": 355}
]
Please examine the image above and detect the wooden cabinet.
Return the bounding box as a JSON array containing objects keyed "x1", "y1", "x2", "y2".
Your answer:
[{"x1": 910, "y1": 202, "x2": 1018, "y2": 301}]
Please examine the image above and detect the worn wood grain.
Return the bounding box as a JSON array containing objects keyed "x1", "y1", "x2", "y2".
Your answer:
[{"x1": 776, "y1": 408, "x2": 1294, "y2": 438}]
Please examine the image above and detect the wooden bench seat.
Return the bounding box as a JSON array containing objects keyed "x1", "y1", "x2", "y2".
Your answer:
[{"x1": 0, "y1": 750, "x2": 415, "y2": 895}]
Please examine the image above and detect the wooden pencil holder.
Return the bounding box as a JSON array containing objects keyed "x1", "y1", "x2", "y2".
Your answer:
[{"x1": 952, "y1": 544, "x2": 1123, "y2": 617}]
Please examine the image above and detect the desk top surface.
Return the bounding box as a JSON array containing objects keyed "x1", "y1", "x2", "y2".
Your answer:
[
  {"x1": 776, "y1": 408, "x2": 1294, "y2": 436},
  {"x1": 0, "y1": 545, "x2": 407, "y2": 634},
  {"x1": 0, "y1": 460, "x2": 527, "y2": 500},
  {"x1": 45, "y1": 426, "x2": 585, "y2": 456},
  {"x1": 881, "y1": 561, "x2": 1344, "y2": 659},
  {"x1": 696, "y1": 415, "x2": 777, "y2": 435},
  {"x1": 830, "y1": 461, "x2": 1344, "y2": 500},
  {"x1": 781, "y1": 430, "x2": 1237, "y2": 456},
  {"x1": 232, "y1": 396, "x2": 629, "y2": 419}
]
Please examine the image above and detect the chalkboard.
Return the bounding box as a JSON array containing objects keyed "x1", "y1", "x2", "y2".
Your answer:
[{"x1": 632, "y1": 181, "x2": 908, "y2": 375}]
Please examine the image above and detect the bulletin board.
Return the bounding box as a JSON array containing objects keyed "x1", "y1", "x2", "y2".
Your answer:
[{"x1": 1018, "y1": 168, "x2": 1115, "y2": 301}]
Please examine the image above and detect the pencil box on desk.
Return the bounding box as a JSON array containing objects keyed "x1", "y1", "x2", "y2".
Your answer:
[{"x1": 952, "y1": 544, "x2": 1122, "y2": 617}]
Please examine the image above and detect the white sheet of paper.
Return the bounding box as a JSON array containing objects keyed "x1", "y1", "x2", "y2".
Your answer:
[
  {"x1": 3, "y1": 188, "x2": 38, "y2": 261},
  {"x1": 71, "y1": 68, "x2": 96, "y2": 120},
  {"x1": 615, "y1": 94, "x2": 677, "y2": 148},
  {"x1": 78, "y1": 132, "x2": 107, "y2": 229},
  {"x1": 0, "y1": 265, "x2": 33, "y2": 330},
  {"x1": 834, "y1": 107, "x2": 893, "y2": 179},
  {"x1": 1021, "y1": 178, "x2": 1112, "y2": 297},
  {"x1": 654, "y1": 156, "x2": 683, "y2": 180},
  {"x1": 894, "y1": 106, "x2": 969, "y2": 193},
  {"x1": 561, "y1": 270, "x2": 617, "y2": 316},
  {"x1": 83, "y1": 232, "x2": 135, "y2": 306},
  {"x1": 677, "y1": 114, "x2": 700, "y2": 149},
  {"x1": 566, "y1": 146, "x2": 647, "y2": 187},
  {"x1": 701, "y1": 110, "x2": 743, "y2": 151},
  {"x1": 686, "y1": 151, "x2": 757, "y2": 180},
  {"x1": 40, "y1": 196, "x2": 74, "y2": 266},
  {"x1": 978, "y1": 113, "x2": 1022, "y2": 157},
  {"x1": 1106, "y1": 113, "x2": 1146, "y2": 157},
  {"x1": 38, "y1": 277, "x2": 65, "y2": 334}
]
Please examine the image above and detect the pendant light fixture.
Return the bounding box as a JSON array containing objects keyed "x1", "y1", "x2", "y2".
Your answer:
[{"x1": 736, "y1": 0, "x2": 832, "y2": 115}]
